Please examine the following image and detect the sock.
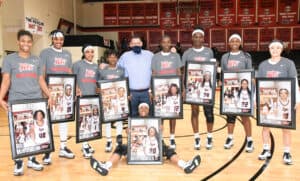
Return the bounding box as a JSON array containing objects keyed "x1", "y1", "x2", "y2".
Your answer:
[
  {"x1": 106, "y1": 137, "x2": 112, "y2": 142},
  {"x1": 263, "y1": 144, "x2": 270, "y2": 150},
  {"x1": 194, "y1": 133, "x2": 200, "y2": 139},
  {"x1": 177, "y1": 159, "x2": 187, "y2": 169},
  {"x1": 105, "y1": 123, "x2": 112, "y2": 138},
  {"x1": 246, "y1": 137, "x2": 253, "y2": 142},
  {"x1": 105, "y1": 161, "x2": 113, "y2": 170},
  {"x1": 82, "y1": 141, "x2": 89, "y2": 149},
  {"x1": 284, "y1": 147, "x2": 290, "y2": 153},
  {"x1": 116, "y1": 121, "x2": 123, "y2": 136},
  {"x1": 207, "y1": 132, "x2": 212, "y2": 138},
  {"x1": 170, "y1": 134, "x2": 175, "y2": 140},
  {"x1": 59, "y1": 122, "x2": 68, "y2": 143},
  {"x1": 60, "y1": 141, "x2": 67, "y2": 149},
  {"x1": 228, "y1": 134, "x2": 233, "y2": 139}
]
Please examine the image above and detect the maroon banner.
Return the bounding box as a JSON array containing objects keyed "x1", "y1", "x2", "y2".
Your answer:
[
  {"x1": 118, "y1": 32, "x2": 132, "y2": 48},
  {"x1": 203, "y1": 29, "x2": 210, "y2": 48},
  {"x1": 149, "y1": 31, "x2": 162, "y2": 44},
  {"x1": 257, "y1": 0, "x2": 276, "y2": 26},
  {"x1": 160, "y1": 2, "x2": 177, "y2": 29},
  {"x1": 211, "y1": 29, "x2": 227, "y2": 52},
  {"x1": 243, "y1": 29, "x2": 258, "y2": 51},
  {"x1": 228, "y1": 28, "x2": 242, "y2": 37},
  {"x1": 164, "y1": 31, "x2": 178, "y2": 45},
  {"x1": 178, "y1": 1, "x2": 197, "y2": 29},
  {"x1": 259, "y1": 28, "x2": 275, "y2": 51},
  {"x1": 217, "y1": 0, "x2": 236, "y2": 26},
  {"x1": 237, "y1": 0, "x2": 256, "y2": 27},
  {"x1": 118, "y1": 4, "x2": 132, "y2": 25},
  {"x1": 103, "y1": 4, "x2": 118, "y2": 25},
  {"x1": 133, "y1": 31, "x2": 147, "y2": 46},
  {"x1": 198, "y1": 0, "x2": 216, "y2": 28},
  {"x1": 131, "y1": 3, "x2": 145, "y2": 25},
  {"x1": 179, "y1": 31, "x2": 192, "y2": 45},
  {"x1": 292, "y1": 27, "x2": 300, "y2": 50},
  {"x1": 278, "y1": 0, "x2": 299, "y2": 25},
  {"x1": 145, "y1": 3, "x2": 159, "y2": 25},
  {"x1": 276, "y1": 28, "x2": 291, "y2": 48}
]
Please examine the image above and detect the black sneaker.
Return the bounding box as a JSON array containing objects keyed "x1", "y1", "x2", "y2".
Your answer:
[
  {"x1": 105, "y1": 141, "x2": 113, "y2": 152},
  {"x1": 283, "y1": 152, "x2": 293, "y2": 165},
  {"x1": 184, "y1": 155, "x2": 201, "y2": 174},
  {"x1": 258, "y1": 149, "x2": 271, "y2": 160},
  {"x1": 27, "y1": 157, "x2": 43, "y2": 171},
  {"x1": 42, "y1": 153, "x2": 51, "y2": 165},
  {"x1": 13, "y1": 160, "x2": 24, "y2": 176},
  {"x1": 116, "y1": 135, "x2": 123, "y2": 146},
  {"x1": 87, "y1": 143, "x2": 95, "y2": 153},
  {"x1": 82, "y1": 147, "x2": 93, "y2": 159},
  {"x1": 206, "y1": 137, "x2": 213, "y2": 150},
  {"x1": 224, "y1": 137, "x2": 234, "y2": 149},
  {"x1": 170, "y1": 139, "x2": 176, "y2": 149},
  {"x1": 245, "y1": 140, "x2": 254, "y2": 153},
  {"x1": 194, "y1": 138, "x2": 200, "y2": 150},
  {"x1": 90, "y1": 157, "x2": 108, "y2": 176},
  {"x1": 59, "y1": 147, "x2": 75, "y2": 159}
]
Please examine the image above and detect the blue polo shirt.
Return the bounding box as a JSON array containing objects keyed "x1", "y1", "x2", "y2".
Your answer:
[{"x1": 118, "y1": 50, "x2": 153, "y2": 90}]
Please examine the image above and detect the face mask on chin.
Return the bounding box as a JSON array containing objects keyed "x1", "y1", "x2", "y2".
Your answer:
[{"x1": 132, "y1": 46, "x2": 142, "y2": 54}]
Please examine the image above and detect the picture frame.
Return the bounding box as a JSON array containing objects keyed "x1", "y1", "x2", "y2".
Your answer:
[
  {"x1": 8, "y1": 98, "x2": 55, "y2": 159},
  {"x1": 127, "y1": 117, "x2": 163, "y2": 165},
  {"x1": 97, "y1": 78, "x2": 130, "y2": 123},
  {"x1": 76, "y1": 96, "x2": 102, "y2": 143},
  {"x1": 184, "y1": 61, "x2": 217, "y2": 106},
  {"x1": 220, "y1": 69, "x2": 254, "y2": 116},
  {"x1": 46, "y1": 74, "x2": 76, "y2": 123},
  {"x1": 152, "y1": 75, "x2": 183, "y2": 119},
  {"x1": 256, "y1": 78, "x2": 296, "y2": 130}
]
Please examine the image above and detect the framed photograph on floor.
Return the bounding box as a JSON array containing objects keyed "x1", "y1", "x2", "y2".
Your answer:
[
  {"x1": 152, "y1": 75, "x2": 183, "y2": 119},
  {"x1": 46, "y1": 74, "x2": 76, "y2": 123},
  {"x1": 127, "y1": 117, "x2": 162, "y2": 165},
  {"x1": 220, "y1": 69, "x2": 254, "y2": 116},
  {"x1": 184, "y1": 61, "x2": 216, "y2": 106},
  {"x1": 76, "y1": 95, "x2": 102, "y2": 143},
  {"x1": 256, "y1": 78, "x2": 296, "y2": 129},
  {"x1": 8, "y1": 98, "x2": 54, "y2": 159},
  {"x1": 97, "y1": 78, "x2": 130, "y2": 123}
]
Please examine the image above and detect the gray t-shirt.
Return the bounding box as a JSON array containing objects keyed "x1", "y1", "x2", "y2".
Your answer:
[
  {"x1": 151, "y1": 52, "x2": 182, "y2": 75},
  {"x1": 182, "y1": 47, "x2": 214, "y2": 66},
  {"x1": 40, "y1": 47, "x2": 72, "y2": 74},
  {"x1": 98, "y1": 66, "x2": 125, "y2": 80},
  {"x1": 221, "y1": 51, "x2": 252, "y2": 71},
  {"x1": 2, "y1": 53, "x2": 42, "y2": 101},
  {"x1": 72, "y1": 60, "x2": 98, "y2": 96}
]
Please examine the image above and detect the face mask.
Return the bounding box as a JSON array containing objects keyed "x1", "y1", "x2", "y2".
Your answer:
[{"x1": 132, "y1": 46, "x2": 142, "y2": 54}]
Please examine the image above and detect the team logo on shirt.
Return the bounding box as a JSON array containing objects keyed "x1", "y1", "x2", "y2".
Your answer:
[
  {"x1": 54, "y1": 58, "x2": 66, "y2": 65},
  {"x1": 194, "y1": 56, "x2": 206, "y2": 61},
  {"x1": 85, "y1": 69, "x2": 96, "y2": 78},
  {"x1": 227, "y1": 60, "x2": 240, "y2": 68},
  {"x1": 266, "y1": 71, "x2": 281, "y2": 78},
  {"x1": 19, "y1": 63, "x2": 34, "y2": 72},
  {"x1": 161, "y1": 61, "x2": 173, "y2": 69}
]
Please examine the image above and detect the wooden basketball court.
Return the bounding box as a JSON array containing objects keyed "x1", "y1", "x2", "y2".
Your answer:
[{"x1": 0, "y1": 91, "x2": 299, "y2": 181}]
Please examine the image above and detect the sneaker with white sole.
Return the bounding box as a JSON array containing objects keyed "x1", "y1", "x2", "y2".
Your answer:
[
  {"x1": 105, "y1": 141, "x2": 113, "y2": 152},
  {"x1": 82, "y1": 146, "x2": 93, "y2": 159},
  {"x1": 116, "y1": 135, "x2": 123, "y2": 146},
  {"x1": 283, "y1": 152, "x2": 293, "y2": 165},
  {"x1": 170, "y1": 139, "x2": 176, "y2": 149},
  {"x1": 184, "y1": 155, "x2": 201, "y2": 174},
  {"x1": 245, "y1": 140, "x2": 254, "y2": 153},
  {"x1": 194, "y1": 138, "x2": 200, "y2": 150},
  {"x1": 13, "y1": 160, "x2": 24, "y2": 176},
  {"x1": 258, "y1": 149, "x2": 271, "y2": 160},
  {"x1": 224, "y1": 137, "x2": 234, "y2": 149},
  {"x1": 59, "y1": 147, "x2": 75, "y2": 159},
  {"x1": 43, "y1": 153, "x2": 51, "y2": 165},
  {"x1": 27, "y1": 157, "x2": 43, "y2": 171},
  {"x1": 87, "y1": 144, "x2": 95, "y2": 153},
  {"x1": 90, "y1": 157, "x2": 109, "y2": 176},
  {"x1": 206, "y1": 137, "x2": 213, "y2": 150}
]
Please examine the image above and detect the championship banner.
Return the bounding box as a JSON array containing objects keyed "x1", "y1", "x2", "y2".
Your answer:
[
  {"x1": 257, "y1": 0, "x2": 276, "y2": 26},
  {"x1": 203, "y1": 29, "x2": 210, "y2": 48},
  {"x1": 132, "y1": 3, "x2": 145, "y2": 25},
  {"x1": 25, "y1": 17, "x2": 44, "y2": 35},
  {"x1": 211, "y1": 29, "x2": 226, "y2": 52},
  {"x1": 164, "y1": 30, "x2": 178, "y2": 45},
  {"x1": 237, "y1": 0, "x2": 256, "y2": 27},
  {"x1": 292, "y1": 26, "x2": 300, "y2": 50},
  {"x1": 217, "y1": 0, "x2": 236, "y2": 26},
  {"x1": 276, "y1": 28, "x2": 292, "y2": 49},
  {"x1": 160, "y1": 2, "x2": 177, "y2": 29},
  {"x1": 278, "y1": 0, "x2": 299, "y2": 25},
  {"x1": 259, "y1": 28, "x2": 275, "y2": 51},
  {"x1": 118, "y1": 3, "x2": 132, "y2": 25},
  {"x1": 103, "y1": 4, "x2": 118, "y2": 25},
  {"x1": 243, "y1": 28, "x2": 258, "y2": 51},
  {"x1": 145, "y1": 3, "x2": 159, "y2": 25},
  {"x1": 178, "y1": 1, "x2": 197, "y2": 29},
  {"x1": 179, "y1": 30, "x2": 192, "y2": 51},
  {"x1": 198, "y1": 0, "x2": 216, "y2": 28},
  {"x1": 118, "y1": 32, "x2": 132, "y2": 49},
  {"x1": 228, "y1": 28, "x2": 242, "y2": 37},
  {"x1": 149, "y1": 31, "x2": 162, "y2": 52}
]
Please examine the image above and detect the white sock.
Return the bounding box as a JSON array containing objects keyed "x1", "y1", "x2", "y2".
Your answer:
[
  {"x1": 106, "y1": 137, "x2": 112, "y2": 142},
  {"x1": 170, "y1": 134, "x2": 175, "y2": 140},
  {"x1": 82, "y1": 141, "x2": 89, "y2": 148},
  {"x1": 105, "y1": 161, "x2": 113, "y2": 170},
  {"x1": 284, "y1": 147, "x2": 290, "y2": 153},
  {"x1": 177, "y1": 159, "x2": 187, "y2": 169},
  {"x1": 263, "y1": 144, "x2": 270, "y2": 150},
  {"x1": 246, "y1": 137, "x2": 253, "y2": 142},
  {"x1": 59, "y1": 122, "x2": 68, "y2": 143},
  {"x1": 106, "y1": 123, "x2": 112, "y2": 138},
  {"x1": 60, "y1": 141, "x2": 67, "y2": 149},
  {"x1": 116, "y1": 121, "x2": 123, "y2": 136},
  {"x1": 207, "y1": 132, "x2": 213, "y2": 138},
  {"x1": 228, "y1": 134, "x2": 233, "y2": 139},
  {"x1": 194, "y1": 133, "x2": 200, "y2": 139}
]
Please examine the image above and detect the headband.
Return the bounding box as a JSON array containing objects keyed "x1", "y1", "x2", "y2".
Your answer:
[
  {"x1": 138, "y1": 102, "x2": 149, "y2": 109},
  {"x1": 269, "y1": 40, "x2": 284, "y2": 49},
  {"x1": 51, "y1": 32, "x2": 64, "y2": 38},
  {"x1": 192, "y1": 29, "x2": 205, "y2": 36},
  {"x1": 83, "y1": 46, "x2": 94, "y2": 53},
  {"x1": 229, "y1": 34, "x2": 242, "y2": 42}
]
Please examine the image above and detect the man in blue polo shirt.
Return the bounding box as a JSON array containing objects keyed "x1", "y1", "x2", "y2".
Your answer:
[{"x1": 118, "y1": 35, "x2": 153, "y2": 116}]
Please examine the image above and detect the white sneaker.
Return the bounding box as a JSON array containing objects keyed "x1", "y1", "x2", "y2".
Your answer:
[
  {"x1": 258, "y1": 149, "x2": 271, "y2": 160},
  {"x1": 224, "y1": 137, "x2": 234, "y2": 149},
  {"x1": 245, "y1": 140, "x2": 254, "y2": 153},
  {"x1": 14, "y1": 160, "x2": 24, "y2": 176},
  {"x1": 27, "y1": 157, "x2": 43, "y2": 171},
  {"x1": 59, "y1": 147, "x2": 75, "y2": 159},
  {"x1": 82, "y1": 145, "x2": 93, "y2": 159},
  {"x1": 105, "y1": 141, "x2": 113, "y2": 152},
  {"x1": 194, "y1": 138, "x2": 200, "y2": 150},
  {"x1": 283, "y1": 152, "x2": 293, "y2": 165},
  {"x1": 206, "y1": 137, "x2": 213, "y2": 150},
  {"x1": 43, "y1": 153, "x2": 51, "y2": 165},
  {"x1": 169, "y1": 139, "x2": 176, "y2": 149}
]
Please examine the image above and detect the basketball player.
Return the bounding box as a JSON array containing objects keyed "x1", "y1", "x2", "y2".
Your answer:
[
  {"x1": 236, "y1": 79, "x2": 251, "y2": 110},
  {"x1": 182, "y1": 27, "x2": 215, "y2": 150},
  {"x1": 144, "y1": 127, "x2": 160, "y2": 160},
  {"x1": 220, "y1": 33, "x2": 254, "y2": 152},
  {"x1": 91, "y1": 106, "x2": 100, "y2": 133},
  {"x1": 32, "y1": 110, "x2": 49, "y2": 145},
  {"x1": 63, "y1": 84, "x2": 73, "y2": 115},
  {"x1": 0, "y1": 30, "x2": 51, "y2": 175},
  {"x1": 90, "y1": 103, "x2": 201, "y2": 176},
  {"x1": 151, "y1": 35, "x2": 182, "y2": 149}
]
